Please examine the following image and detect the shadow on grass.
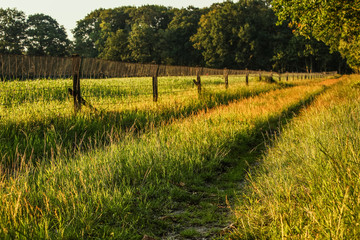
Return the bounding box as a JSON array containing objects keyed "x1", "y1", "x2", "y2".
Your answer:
[
  {"x1": 149, "y1": 86, "x2": 327, "y2": 239},
  {"x1": 0, "y1": 83, "x2": 283, "y2": 171}
]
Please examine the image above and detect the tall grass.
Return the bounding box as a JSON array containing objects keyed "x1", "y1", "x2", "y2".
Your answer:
[
  {"x1": 0, "y1": 81, "x2": 328, "y2": 239},
  {"x1": 0, "y1": 75, "x2": 249, "y2": 107},
  {"x1": 0, "y1": 76, "x2": 281, "y2": 169},
  {"x1": 231, "y1": 75, "x2": 360, "y2": 239}
]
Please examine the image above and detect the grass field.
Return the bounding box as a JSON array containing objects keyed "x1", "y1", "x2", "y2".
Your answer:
[
  {"x1": 0, "y1": 75, "x2": 280, "y2": 169},
  {"x1": 0, "y1": 74, "x2": 352, "y2": 239}
]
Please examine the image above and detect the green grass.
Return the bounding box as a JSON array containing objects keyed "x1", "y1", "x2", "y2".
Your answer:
[
  {"x1": 231, "y1": 75, "x2": 360, "y2": 239},
  {"x1": 0, "y1": 75, "x2": 250, "y2": 106},
  {"x1": 0, "y1": 78, "x2": 330, "y2": 239},
  {"x1": 0, "y1": 76, "x2": 281, "y2": 169},
  {"x1": 180, "y1": 228, "x2": 202, "y2": 238}
]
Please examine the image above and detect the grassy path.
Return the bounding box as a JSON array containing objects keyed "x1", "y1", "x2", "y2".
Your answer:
[
  {"x1": 159, "y1": 78, "x2": 343, "y2": 239},
  {"x1": 0, "y1": 77, "x2": 341, "y2": 239}
]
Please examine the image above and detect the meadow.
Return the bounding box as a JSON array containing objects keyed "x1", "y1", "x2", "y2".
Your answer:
[
  {"x1": 0, "y1": 74, "x2": 350, "y2": 239},
  {"x1": 0, "y1": 75, "x2": 280, "y2": 169}
]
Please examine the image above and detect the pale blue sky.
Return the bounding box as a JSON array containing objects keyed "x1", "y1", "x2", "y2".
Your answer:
[{"x1": 2, "y1": 0, "x2": 225, "y2": 39}]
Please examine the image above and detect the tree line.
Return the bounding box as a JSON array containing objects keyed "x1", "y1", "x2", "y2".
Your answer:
[
  {"x1": 0, "y1": 8, "x2": 70, "y2": 57},
  {"x1": 0, "y1": 1, "x2": 354, "y2": 73}
]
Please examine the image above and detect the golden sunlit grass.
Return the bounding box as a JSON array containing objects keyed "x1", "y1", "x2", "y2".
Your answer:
[
  {"x1": 0, "y1": 75, "x2": 263, "y2": 122},
  {"x1": 0, "y1": 76, "x2": 332, "y2": 239},
  {"x1": 231, "y1": 75, "x2": 360, "y2": 239},
  {"x1": 0, "y1": 76, "x2": 282, "y2": 170}
]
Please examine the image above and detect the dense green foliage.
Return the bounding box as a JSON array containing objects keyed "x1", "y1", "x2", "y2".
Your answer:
[
  {"x1": 1, "y1": 0, "x2": 350, "y2": 72},
  {"x1": 71, "y1": 2, "x2": 345, "y2": 72},
  {"x1": 162, "y1": 7, "x2": 205, "y2": 66},
  {"x1": 0, "y1": 8, "x2": 27, "y2": 54},
  {"x1": 0, "y1": 8, "x2": 70, "y2": 56},
  {"x1": 191, "y1": 1, "x2": 275, "y2": 69},
  {"x1": 25, "y1": 14, "x2": 70, "y2": 56},
  {"x1": 272, "y1": 0, "x2": 360, "y2": 71}
]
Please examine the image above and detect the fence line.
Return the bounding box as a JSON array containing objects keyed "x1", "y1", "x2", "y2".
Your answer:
[
  {"x1": 0, "y1": 53, "x2": 337, "y2": 80},
  {"x1": 0, "y1": 54, "x2": 245, "y2": 79},
  {"x1": 0, "y1": 53, "x2": 338, "y2": 115}
]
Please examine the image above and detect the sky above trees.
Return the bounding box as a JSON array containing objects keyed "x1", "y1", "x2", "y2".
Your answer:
[{"x1": 1, "y1": 0, "x2": 224, "y2": 39}]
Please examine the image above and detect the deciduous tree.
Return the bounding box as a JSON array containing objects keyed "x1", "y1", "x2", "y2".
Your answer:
[
  {"x1": 0, "y1": 8, "x2": 27, "y2": 54},
  {"x1": 26, "y1": 13, "x2": 70, "y2": 56},
  {"x1": 128, "y1": 22, "x2": 160, "y2": 63},
  {"x1": 162, "y1": 6, "x2": 205, "y2": 66},
  {"x1": 72, "y1": 9, "x2": 103, "y2": 58},
  {"x1": 100, "y1": 29, "x2": 131, "y2": 61},
  {"x1": 191, "y1": 1, "x2": 274, "y2": 69},
  {"x1": 272, "y1": 0, "x2": 360, "y2": 71}
]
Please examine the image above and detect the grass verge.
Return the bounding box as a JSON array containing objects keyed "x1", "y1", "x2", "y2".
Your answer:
[{"x1": 230, "y1": 75, "x2": 360, "y2": 239}]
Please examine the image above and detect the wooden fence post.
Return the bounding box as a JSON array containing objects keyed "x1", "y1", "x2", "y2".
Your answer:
[
  {"x1": 197, "y1": 68, "x2": 202, "y2": 95},
  {"x1": 193, "y1": 68, "x2": 202, "y2": 95},
  {"x1": 278, "y1": 74, "x2": 281, "y2": 81},
  {"x1": 15, "y1": 55, "x2": 18, "y2": 80},
  {"x1": 152, "y1": 64, "x2": 159, "y2": 102},
  {"x1": 0, "y1": 55, "x2": 3, "y2": 81},
  {"x1": 224, "y1": 68, "x2": 229, "y2": 89},
  {"x1": 7, "y1": 55, "x2": 10, "y2": 80},
  {"x1": 245, "y1": 70, "x2": 249, "y2": 86},
  {"x1": 72, "y1": 54, "x2": 82, "y2": 113}
]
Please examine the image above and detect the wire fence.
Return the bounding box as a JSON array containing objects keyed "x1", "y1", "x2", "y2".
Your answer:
[
  {"x1": 0, "y1": 53, "x2": 337, "y2": 117},
  {"x1": 0, "y1": 53, "x2": 337, "y2": 80},
  {"x1": 0, "y1": 54, "x2": 259, "y2": 80}
]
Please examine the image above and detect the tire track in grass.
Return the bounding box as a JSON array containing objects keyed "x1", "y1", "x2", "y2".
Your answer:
[
  {"x1": 0, "y1": 78, "x2": 341, "y2": 239},
  {"x1": 158, "y1": 78, "x2": 342, "y2": 239}
]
